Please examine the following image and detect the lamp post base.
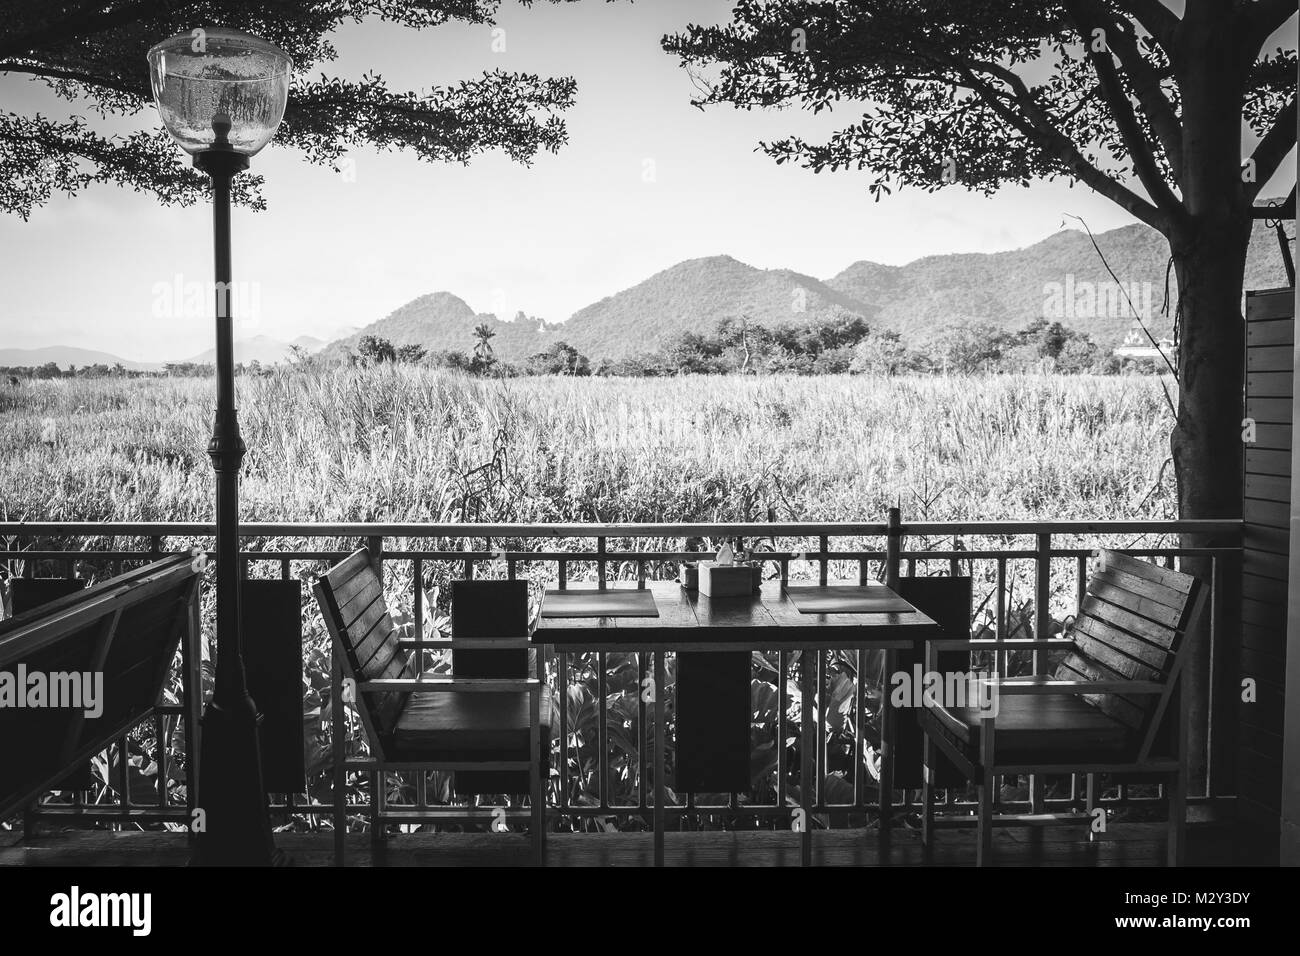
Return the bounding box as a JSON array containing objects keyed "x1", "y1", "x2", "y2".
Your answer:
[{"x1": 191, "y1": 698, "x2": 283, "y2": 867}]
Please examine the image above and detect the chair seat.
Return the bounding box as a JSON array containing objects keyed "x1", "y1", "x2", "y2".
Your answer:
[
  {"x1": 392, "y1": 684, "x2": 553, "y2": 759},
  {"x1": 922, "y1": 677, "x2": 1134, "y2": 765}
]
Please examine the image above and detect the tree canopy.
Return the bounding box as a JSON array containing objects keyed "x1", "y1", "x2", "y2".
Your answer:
[
  {"x1": 663, "y1": 0, "x2": 1296, "y2": 234},
  {"x1": 0, "y1": 0, "x2": 603, "y2": 218}
]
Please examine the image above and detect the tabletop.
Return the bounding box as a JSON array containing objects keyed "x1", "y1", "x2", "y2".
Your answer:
[{"x1": 532, "y1": 579, "x2": 940, "y2": 651}]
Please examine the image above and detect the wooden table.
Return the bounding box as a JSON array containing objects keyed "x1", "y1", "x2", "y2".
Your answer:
[{"x1": 532, "y1": 579, "x2": 941, "y2": 866}]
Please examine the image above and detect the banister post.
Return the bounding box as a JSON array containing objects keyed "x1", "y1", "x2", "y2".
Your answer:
[
  {"x1": 1034, "y1": 532, "x2": 1052, "y2": 674},
  {"x1": 885, "y1": 508, "x2": 902, "y2": 590}
]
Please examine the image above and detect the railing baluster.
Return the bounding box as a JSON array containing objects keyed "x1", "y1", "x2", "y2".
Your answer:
[
  {"x1": 816, "y1": 649, "x2": 826, "y2": 807},
  {"x1": 1029, "y1": 533, "x2": 1051, "y2": 815},
  {"x1": 638, "y1": 651, "x2": 648, "y2": 811},
  {"x1": 155, "y1": 714, "x2": 167, "y2": 806},
  {"x1": 1033, "y1": 533, "x2": 1051, "y2": 672},
  {"x1": 996, "y1": 557, "x2": 1008, "y2": 676},
  {"x1": 117, "y1": 733, "x2": 130, "y2": 821},
  {"x1": 413, "y1": 557, "x2": 424, "y2": 643},
  {"x1": 598, "y1": 652, "x2": 608, "y2": 812},
  {"x1": 854, "y1": 648, "x2": 865, "y2": 808},
  {"x1": 598, "y1": 536, "x2": 607, "y2": 588},
  {"x1": 777, "y1": 650, "x2": 788, "y2": 811},
  {"x1": 819, "y1": 535, "x2": 829, "y2": 586}
]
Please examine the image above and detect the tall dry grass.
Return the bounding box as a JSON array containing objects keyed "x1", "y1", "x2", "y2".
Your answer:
[{"x1": 0, "y1": 365, "x2": 1177, "y2": 527}]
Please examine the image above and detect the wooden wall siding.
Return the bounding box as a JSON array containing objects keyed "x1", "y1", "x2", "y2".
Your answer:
[{"x1": 1241, "y1": 287, "x2": 1293, "y2": 834}]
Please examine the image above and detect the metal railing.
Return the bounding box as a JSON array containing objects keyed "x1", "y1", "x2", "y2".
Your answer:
[{"x1": 1, "y1": 518, "x2": 1240, "y2": 832}]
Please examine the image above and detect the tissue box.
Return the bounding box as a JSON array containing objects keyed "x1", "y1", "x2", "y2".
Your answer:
[{"x1": 699, "y1": 562, "x2": 757, "y2": 597}]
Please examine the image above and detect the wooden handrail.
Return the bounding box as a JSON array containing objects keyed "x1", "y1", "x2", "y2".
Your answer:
[{"x1": 0, "y1": 518, "x2": 1243, "y2": 538}]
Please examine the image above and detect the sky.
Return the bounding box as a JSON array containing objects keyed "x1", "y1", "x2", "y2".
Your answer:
[{"x1": 0, "y1": 0, "x2": 1294, "y2": 362}]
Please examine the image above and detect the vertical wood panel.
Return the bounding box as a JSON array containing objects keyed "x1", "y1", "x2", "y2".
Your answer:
[{"x1": 1243, "y1": 289, "x2": 1293, "y2": 850}]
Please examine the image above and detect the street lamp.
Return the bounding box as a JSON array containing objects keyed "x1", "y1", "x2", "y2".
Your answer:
[{"x1": 148, "y1": 27, "x2": 292, "y2": 866}]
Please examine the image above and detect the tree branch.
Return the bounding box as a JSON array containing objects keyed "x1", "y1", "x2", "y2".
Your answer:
[
  {"x1": 1247, "y1": 93, "x2": 1297, "y2": 199},
  {"x1": 1083, "y1": 1, "x2": 1184, "y2": 178},
  {"x1": 960, "y1": 59, "x2": 1170, "y2": 231},
  {"x1": 1241, "y1": 0, "x2": 1300, "y2": 48},
  {"x1": 1122, "y1": 0, "x2": 1182, "y2": 53},
  {"x1": 1064, "y1": 0, "x2": 1183, "y2": 215},
  {"x1": 0, "y1": 1, "x2": 158, "y2": 59},
  {"x1": 0, "y1": 62, "x2": 148, "y2": 103}
]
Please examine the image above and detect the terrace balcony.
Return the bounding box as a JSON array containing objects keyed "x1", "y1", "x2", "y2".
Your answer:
[{"x1": 0, "y1": 516, "x2": 1279, "y2": 868}]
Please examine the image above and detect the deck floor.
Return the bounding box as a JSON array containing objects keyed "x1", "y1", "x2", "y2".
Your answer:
[{"x1": 0, "y1": 819, "x2": 1274, "y2": 867}]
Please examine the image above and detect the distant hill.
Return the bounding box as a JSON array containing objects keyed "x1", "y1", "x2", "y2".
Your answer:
[
  {"x1": 328, "y1": 218, "x2": 1291, "y2": 363},
  {"x1": 556, "y1": 255, "x2": 877, "y2": 359},
  {"x1": 0, "y1": 346, "x2": 160, "y2": 372},
  {"x1": 827, "y1": 218, "x2": 1290, "y2": 346},
  {"x1": 18, "y1": 215, "x2": 1294, "y2": 368},
  {"x1": 322, "y1": 292, "x2": 561, "y2": 364}
]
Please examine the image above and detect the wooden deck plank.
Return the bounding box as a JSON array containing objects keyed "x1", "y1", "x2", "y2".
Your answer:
[{"x1": 0, "y1": 821, "x2": 1264, "y2": 867}]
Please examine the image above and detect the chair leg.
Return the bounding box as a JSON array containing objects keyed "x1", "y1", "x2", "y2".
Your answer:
[
  {"x1": 976, "y1": 717, "x2": 996, "y2": 867},
  {"x1": 977, "y1": 767, "x2": 994, "y2": 867},
  {"x1": 369, "y1": 771, "x2": 385, "y2": 848},
  {"x1": 530, "y1": 692, "x2": 545, "y2": 867},
  {"x1": 332, "y1": 655, "x2": 346, "y2": 867},
  {"x1": 920, "y1": 733, "x2": 936, "y2": 850},
  {"x1": 1167, "y1": 770, "x2": 1186, "y2": 867},
  {"x1": 1168, "y1": 678, "x2": 1188, "y2": 867},
  {"x1": 1085, "y1": 773, "x2": 1099, "y2": 843}
]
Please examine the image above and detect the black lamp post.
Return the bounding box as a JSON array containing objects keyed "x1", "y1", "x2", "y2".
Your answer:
[{"x1": 148, "y1": 28, "x2": 292, "y2": 866}]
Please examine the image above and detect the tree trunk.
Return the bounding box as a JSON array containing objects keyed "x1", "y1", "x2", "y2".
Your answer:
[
  {"x1": 1166, "y1": 8, "x2": 1255, "y2": 794},
  {"x1": 1169, "y1": 219, "x2": 1250, "y2": 796},
  {"x1": 1159, "y1": 5, "x2": 1258, "y2": 801}
]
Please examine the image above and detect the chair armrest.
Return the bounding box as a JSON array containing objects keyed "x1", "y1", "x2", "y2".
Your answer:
[
  {"x1": 927, "y1": 638, "x2": 1074, "y2": 651},
  {"x1": 978, "y1": 678, "x2": 1166, "y2": 696},
  {"x1": 356, "y1": 677, "x2": 542, "y2": 694},
  {"x1": 925, "y1": 637, "x2": 1074, "y2": 671}
]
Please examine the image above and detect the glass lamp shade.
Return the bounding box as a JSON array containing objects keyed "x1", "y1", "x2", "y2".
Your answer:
[{"x1": 148, "y1": 28, "x2": 292, "y2": 157}]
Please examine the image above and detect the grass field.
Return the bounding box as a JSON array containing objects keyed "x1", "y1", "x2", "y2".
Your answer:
[{"x1": 0, "y1": 366, "x2": 1178, "y2": 527}]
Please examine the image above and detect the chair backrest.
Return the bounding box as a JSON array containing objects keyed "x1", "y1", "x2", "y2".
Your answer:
[
  {"x1": 895, "y1": 576, "x2": 972, "y2": 788},
  {"x1": 11, "y1": 578, "x2": 87, "y2": 616},
  {"x1": 1055, "y1": 549, "x2": 1205, "y2": 755},
  {"x1": 0, "y1": 555, "x2": 198, "y2": 820},
  {"x1": 313, "y1": 550, "x2": 417, "y2": 745},
  {"x1": 451, "y1": 580, "x2": 531, "y2": 678}
]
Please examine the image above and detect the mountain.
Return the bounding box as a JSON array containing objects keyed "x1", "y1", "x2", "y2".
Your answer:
[
  {"x1": 292, "y1": 334, "x2": 328, "y2": 353},
  {"x1": 826, "y1": 218, "x2": 1291, "y2": 346},
  {"x1": 0, "y1": 346, "x2": 160, "y2": 372},
  {"x1": 330, "y1": 218, "x2": 1290, "y2": 363},
  {"x1": 556, "y1": 255, "x2": 877, "y2": 359},
  {"x1": 322, "y1": 292, "x2": 561, "y2": 364}
]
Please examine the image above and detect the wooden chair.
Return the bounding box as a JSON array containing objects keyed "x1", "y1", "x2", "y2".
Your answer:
[
  {"x1": 0, "y1": 556, "x2": 201, "y2": 825},
  {"x1": 313, "y1": 550, "x2": 550, "y2": 865},
  {"x1": 918, "y1": 550, "x2": 1207, "y2": 866}
]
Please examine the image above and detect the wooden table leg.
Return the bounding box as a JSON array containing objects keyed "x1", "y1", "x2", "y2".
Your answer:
[
  {"x1": 800, "y1": 651, "x2": 814, "y2": 867},
  {"x1": 879, "y1": 647, "x2": 896, "y2": 832},
  {"x1": 654, "y1": 650, "x2": 666, "y2": 868}
]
